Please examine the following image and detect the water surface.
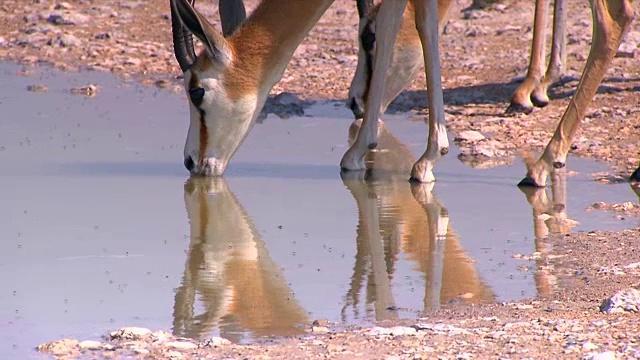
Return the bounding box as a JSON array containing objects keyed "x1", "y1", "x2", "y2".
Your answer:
[{"x1": 0, "y1": 63, "x2": 637, "y2": 358}]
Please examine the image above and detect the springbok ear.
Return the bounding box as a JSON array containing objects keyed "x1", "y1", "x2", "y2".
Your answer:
[{"x1": 172, "y1": 0, "x2": 232, "y2": 68}]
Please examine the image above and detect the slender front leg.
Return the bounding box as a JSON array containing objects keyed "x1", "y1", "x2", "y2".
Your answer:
[
  {"x1": 341, "y1": 0, "x2": 409, "y2": 172},
  {"x1": 532, "y1": 0, "x2": 567, "y2": 107},
  {"x1": 520, "y1": 0, "x2": 634, "y2": 187},
  {"x1": 507, "y1": 0, "x2": 549, "y2": 114},
  {"x1": 219, "y1": 0, "x2": 246, "y2": 37},
  {"x1": 410, "y1": 0, "x2": 449, "y2": 183}
]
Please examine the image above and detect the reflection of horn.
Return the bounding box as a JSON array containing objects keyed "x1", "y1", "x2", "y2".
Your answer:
[
  {"x1": 519, "y1": 169, "x2": 577, "y2": 296},
  {"x1": 341, "y1": 123, "x2": 494, "y2": 320},
  {"x1": 173, "y1": 177, "x2": 307, "y2": 341}
]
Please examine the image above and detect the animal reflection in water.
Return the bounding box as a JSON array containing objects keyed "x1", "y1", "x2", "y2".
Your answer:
[
  {"x1": 340, "y1": 120, "x2": 578, "y2": 320},
  {"x1": 173, "y1": 178, "x2": 308, "y2": 342},
  {"x1": 341, "y1": 119, "x2": 495, "y2": 321},
  {"x1": 519, "y1": 168, "x2": 578, "y2": 297},
  {"x1": 172, "y1": 122, "x2": 580, "y2": 337}
]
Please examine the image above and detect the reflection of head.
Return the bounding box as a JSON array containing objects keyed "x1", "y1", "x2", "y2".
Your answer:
[{"x1": 173, "y1": 177, "x2": 307, "y2": 341}]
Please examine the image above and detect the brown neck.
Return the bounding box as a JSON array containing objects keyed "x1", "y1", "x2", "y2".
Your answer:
[{"x1": 223, "y1": 0, "x2": 335, "y2": 97}]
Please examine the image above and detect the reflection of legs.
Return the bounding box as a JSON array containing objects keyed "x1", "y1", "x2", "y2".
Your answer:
[
  {"x1": 411, "y1": 183, "x2": 448, "y2": 310},
  {"x1": 520, "y1": 0, "x2": 634, "y2": 187},
  {"x1": 410, "y1": 0, "x2": 449, "y2": 183},
  {"x1": 341, "y1": 173, "x2": 398, "y2": 321},
  {"x1": 519, "y1": 170, "x2": 578, "y2": 296},
  {"x1": 519, "y1": 169, "x2": 575, "y2": 238}
]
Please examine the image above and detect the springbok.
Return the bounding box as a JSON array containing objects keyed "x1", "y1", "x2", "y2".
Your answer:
[
  {"x1": 347, "y1": 0, "x2": 635, "y2": 186},
  {"x1": 170, "y1": 0, "x2": 449, "y2": 182},
  {"x1": 171, "y1": 0, "x2": 634, "y2": 186}
]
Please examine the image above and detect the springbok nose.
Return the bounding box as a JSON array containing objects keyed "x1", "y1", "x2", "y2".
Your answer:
[{"x1": 184, "y1": 156, "x2": 195, "y2": 172}]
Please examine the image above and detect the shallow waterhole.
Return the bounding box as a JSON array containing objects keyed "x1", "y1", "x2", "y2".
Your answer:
[{"x1": 1, "y1": 63, "x2": 638, "y2": 355}]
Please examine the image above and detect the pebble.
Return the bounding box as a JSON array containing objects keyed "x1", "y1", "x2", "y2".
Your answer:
[
  {"x1": 165, "y1": 341, "x2": 198, "y2": 350},
  {"x1": 49, "y1": 33, "x2": 82, "y2": 47},
  {"x1": 109, "y1": 327, "x2": 152, "y2": 340},
  {"x1": 582, "y1": 341, "x2": 599, "y2": 351},
  {"x1": 37, "y1": 339, "x2": 80, "y2": 356},
  {"x1": 312, "y1": 326, "x2": 330, "y2": 334},
  {"x1": 47, "y1": 12, "x2": 90, "y2": 25},
  {"x1": 70, "y1": 84, "x2": 98, "y2": 97},
  {"x1": 455, "y1": 130, "x2": 486, "y2": 142},
  {"x1": 588, "y1": 351, "x2": 617, "y2": 360},
  {"x1": 200, "y1": 336, "x2": 231, "y2": 347},
  {"x1": 27, "y1": 84, "x2": 48, "y2": 92},
  {"x1": 79, "y1": 340, "x2": 103, "y2": 350},
  {"x1": 368, "y1": 326, "x2": 417, "y2": 337},
  {"x1": 600, "y1": 288, "x2": 640, "y2": 313}
]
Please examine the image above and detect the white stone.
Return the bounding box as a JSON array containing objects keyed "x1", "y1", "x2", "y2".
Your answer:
[
  {"x1": 589, "y1": 351, "x2": 617, "y2": 360},
  {"x1": 311, "y1": 326, "x2": 330, "y2": 334},
  {"x1": 110, "y1": 327, "x2": 152, "y2": 340},
  {"x1": 582, "y1": 341, "x2": 599, "y2": 351},
  {"x1": 201, "y1": 337, "x2": 231, "y2": 347},
  {"x1": 600, "y1": 288, "x2": 640, "y2": 313},
  {"x1": 79, "y1": 340, "x2": 102, "y2": 350},
  {"x1": 165, "y1": 341, "x2": 198, "y2": 350},
  {"x1": 455, "y1": 130, "x2": 485, "y2": 142}
]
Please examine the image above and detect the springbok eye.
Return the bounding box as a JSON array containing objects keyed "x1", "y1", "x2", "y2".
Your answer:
[{"x1": 189, "y1": 87, "x2": 205, "y2": 107}]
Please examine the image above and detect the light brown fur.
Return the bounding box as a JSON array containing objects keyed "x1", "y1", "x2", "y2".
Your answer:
[{"x1": 222, "y1": 0, "x2": 334, "y2": 99}]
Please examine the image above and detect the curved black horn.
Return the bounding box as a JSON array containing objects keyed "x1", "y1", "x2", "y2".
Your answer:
[{"x1": 171, "y1": 0, "x2": 197, "y2": 72}]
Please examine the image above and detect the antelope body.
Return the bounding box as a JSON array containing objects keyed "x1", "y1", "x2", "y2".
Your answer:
[
  {"x1": 172, "y1": 0, "x2": 636, "y2": 187},
  {"x1": 347, "y1": 0, "x2": 635, "y2": 186},
  {"x1": 171, "y1": 0, "x2": 448, "y2": 182}
]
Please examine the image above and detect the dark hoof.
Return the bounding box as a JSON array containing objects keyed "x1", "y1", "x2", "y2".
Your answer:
[
  {"x1": 348, "y1": 98, "x2": 364, "y2": 119},
  {"x1": 440, "y1": 147, "x2": 449, "y2": 155},
  {"x1": 408, "y1": 176, "x2": 421, "y2": 183},
  {"x1": 367, "y1": 142, "x2": 378, "y2": 150},
  {"x1": 531, "y1": 95, "x2": 549, "y2": 108},
  {"x1": 630, "y1": 168, "x2": 640, "y2": 182},
  {"x1": 553, "y1": 162, "x2": 565, "y2": 169},
  {"x1": 505, "y1": 102, "x2": 533, "y2": 115},
  {"x1": 517, "y1": 176, "x2": 545, "y2": 188}
]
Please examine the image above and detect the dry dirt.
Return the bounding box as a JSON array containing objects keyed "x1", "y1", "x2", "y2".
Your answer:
[{"x1": 3, "y1": 0, "x2": 640, "y2": 359}]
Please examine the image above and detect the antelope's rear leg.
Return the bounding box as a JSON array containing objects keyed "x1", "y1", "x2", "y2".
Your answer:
[
  {"x1": 520, "y1": 0, "x2": 634, "y2": 187},
  {"x1": 507, "y1": 0, "x2": 549, "y2": 114},
  {"x1": 341, "y1": 0, "x2": 408, "y2": 172},
  {"x1": 410, "y1": 0, "x2": 448, "y2": 183},
  {"x1": 531, "y1": 0, "x2": 566, "y2": 108}
]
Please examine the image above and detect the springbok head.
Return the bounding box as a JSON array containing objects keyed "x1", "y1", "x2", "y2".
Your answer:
[{"x1": 171, "y1": 0, "x2": 259, "y2": 176}]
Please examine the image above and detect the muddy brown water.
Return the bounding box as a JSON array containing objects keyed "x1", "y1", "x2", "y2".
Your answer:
[{"x1": 1, "y1": 63, "x2": 638, "y2": 357}]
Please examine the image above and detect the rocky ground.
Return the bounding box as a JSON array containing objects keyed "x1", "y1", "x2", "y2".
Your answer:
[{"x1": 3, "y1": 0, "x2": 640, "y2": 359}]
